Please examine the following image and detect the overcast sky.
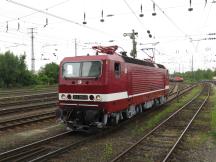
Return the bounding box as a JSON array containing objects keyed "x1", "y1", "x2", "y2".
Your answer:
[{"x1": 0, "y1": 0, "x2": 216, "y2": 73}]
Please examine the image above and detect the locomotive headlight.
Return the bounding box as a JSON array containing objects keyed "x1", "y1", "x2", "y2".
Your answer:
[
  {"x1": 96, "y1": 95, "x2": 101, "y2": 101},
  {"x1": 61, "y1": 94, "x2": 66, "y2": 100},
  {"x1": 67, "y1": 94, "x2": 72, "y2": 100},
  {"x1": 89, "y1": 95, "x2": 95, "y2": 101}
]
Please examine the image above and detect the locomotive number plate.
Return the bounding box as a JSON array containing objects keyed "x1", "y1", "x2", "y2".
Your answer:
[{"x1": 73, "y1": 95, "x2": 88, "y2": 100}]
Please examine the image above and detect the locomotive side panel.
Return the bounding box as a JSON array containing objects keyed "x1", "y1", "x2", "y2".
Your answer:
[
  {"x1": 131, "y1": 66, "x2": 164, "y2": 94},
  {"x1": 127, "y1": 63, "x2": 168, "y2": 105},
  {"x1": 106, "y1": 60, "x2": 128, "y2": 93},
  {"x1": 103, "y1": 60, "x2": 130, "y2": 113}
]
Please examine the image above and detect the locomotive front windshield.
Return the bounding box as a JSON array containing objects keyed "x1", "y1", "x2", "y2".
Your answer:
[{"x1": 62, "y1": 61, "x2": 101, "y2": 78}]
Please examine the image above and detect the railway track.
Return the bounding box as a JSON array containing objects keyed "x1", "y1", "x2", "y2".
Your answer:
[
  {"x1": 0, "y1": 110, "x2": 56, "y2": 131},
  {"x1": 0, "y1": 84, "x2": 194, "y2": 130},
  {"x1": 0, "y1": 113, "x2": 140, "y2": 162},
  {"x1": 169, "y1": 83, "x2": 192, "y2": 96},
  {"x1": 0, "y1": 86, "x2": 57, "y2": 97},
  {"x1": 168, "y1": 84, "x2": 195, "y2": 101},
  {"x1": 0, "y1": 92, "x2": 57, "y2": 106},
  {"x1": 110, "y1": 84, "x2": 210, "y2": 162},
  {"x1": 0, "y1": 91, "x2": 58, "y2": 130},
  {"x1": 0, "y1": 83, "x2": 195, "y2": 133},
  {"x1": 0, "y1": 131, "x2": 73, "y2": 162},
  {"x1": 0, "y1": 107, "x2": 161, "y2": 162},
  {"x1": 0, "y1": 100, "x2": 56, "y2": 116},
  {"x1": 0, "y1": 96, "x2": 57, "y2": 109},
  {"x1": 168, "y1": 83, "x2": 177, "y2": 94},
  {"x1": 0, "y1": 83, "x2": 199, "y2": 161}
]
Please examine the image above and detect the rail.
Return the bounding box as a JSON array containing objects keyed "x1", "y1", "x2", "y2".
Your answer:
[
  {"x1": 0, "y1": 83, "x2": 200, "y2": 161},
  {"x1": 110, "y1": 84, "x2": 209, "y2": 162},
  {"x1": 0, "y1": 111, "x2": 56, "y2": 131}
]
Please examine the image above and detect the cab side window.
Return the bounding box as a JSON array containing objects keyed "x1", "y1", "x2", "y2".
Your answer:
[{"x1": 114, "y1": 62, "x2": 121, "y2": 78}]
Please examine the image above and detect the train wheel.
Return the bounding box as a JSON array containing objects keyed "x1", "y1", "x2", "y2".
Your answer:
[
  {"x1": 110, "y1": 117, "x2": 118, "y2": 125},
  {"x1": 114, "y1": 113, "x2": 120, "y2": 125},
  {"x1": 122, "y1": 110, "x2": 128, "y2": 119},
  {"x1": 108, "y1": 113, "x2": 120, "y2": 125},
  {"x1": 123, "y1": 109, "x2": 131, "y2": 119}
]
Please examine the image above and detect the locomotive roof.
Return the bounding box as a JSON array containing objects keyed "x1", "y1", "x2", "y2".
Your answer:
[
  {"x1": 121, "y1": 55, "x2": 166, "y2": 69},
  {"x1": 61, "y1": 54, "x2": 166, "y2": 69},
  {"x1": 61, "y1": 54, "x2": 123, "y2": 62}
]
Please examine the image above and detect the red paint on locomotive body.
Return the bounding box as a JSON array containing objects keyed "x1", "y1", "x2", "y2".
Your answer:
[{"x1": 58, "y1": 46, "x2": 169, "y2": 131}]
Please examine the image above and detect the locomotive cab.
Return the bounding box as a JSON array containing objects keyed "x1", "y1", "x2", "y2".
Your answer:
[
  {"x1": 58, "y1": 46, "x2": 127, "y2": 131},
  {"x1": 58, "y1": 59, "x2": 107, "y2": 131}
]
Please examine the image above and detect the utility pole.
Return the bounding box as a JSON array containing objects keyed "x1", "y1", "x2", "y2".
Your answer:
[
  {"x1": 75, "y1": 38, "x2": 77, "y2": 56},
  {"x1": 123, "y1": 29, "x2": 138, "y2": 58},
  {"x1": 179, "y1": 63, "x2": 180, "y2": 73},
  {"x1": 29, "y1": 28, "x2": 36, "y2": 73}
]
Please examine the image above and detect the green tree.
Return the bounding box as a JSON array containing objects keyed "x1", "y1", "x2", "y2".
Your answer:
[
  {"x1": 214, "y1": 69, "x2": 216, "y2": 76},
  {"x1": 37, "y1": 62, "x2": 59, "y2": 85},
  {"x1": 0, "y1": 51, "x2": 19, "y2": 87},
  {"x1": 203, "y1": 69, "x2": 213, "y2": 80},
  {"x1": 0, "y1": 51, "x2": 36, "y2": 88},
  {"x1": 176, "y1": 69, "x2": 214, "y2": 83}
]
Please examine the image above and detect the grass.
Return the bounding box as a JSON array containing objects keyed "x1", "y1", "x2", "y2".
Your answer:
[
  {"x1": 103, "y1": 143, "x2": 113, "y2": 159},
  {"x1": 186, "y1": 132, "x2": 209, "y2": 148},
  {"x1": 133, "y1": 85, "x2": 202, "y2": 135},
  {"x1": 210, "y1": 85, "x2": 216, "y2": 138}
]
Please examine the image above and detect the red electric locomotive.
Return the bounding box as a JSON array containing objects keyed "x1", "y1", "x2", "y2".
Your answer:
[
  {"x1": 169, "y1": 76, "x2": 184, "y2": 82},
  {"x1": 57, "y1": 46, "x2": 169, "y2": 131}
]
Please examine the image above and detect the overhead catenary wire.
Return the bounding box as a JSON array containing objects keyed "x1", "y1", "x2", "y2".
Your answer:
[
  {"x1": 0, "y1": 25, "x2": 107, "y2": 47},
  {"x1": 3, "y1": 1, "x2": 214, "y2": 68},
  {"x1": 0, "y1": 39, "x2": 26, "y2": 45},
  {"x1": 6, "y1": 0, "x2": 111, "y2": 35},
  {"x1": 0, "y1": 15, "x2": 49, "y2": 29},
  {"x1": 191, "y1": 2, "x2": 214, "y2": 53},
  {"x1": 149, "y1": 0, "x2": 188, "y2": 37},
  {"x1": 2, "y1": 1, "x2": 213, "y2": 37},
  {"x1": 2, "y1": 0, "x2": 205, "y2": 43},
  {"x1": 1, "y1": 0, "x2": 71, "y2": 24},
  {"x1": 0, "y1": 1, "x2": 208, "y2": 24},
  {"x1": 159, "y1": 3, "x2": 203, "y2": 10},
  {"x1": 0, "y1": 27, "x2": 109, "y2": 52},
  {"x1": 122, "y1": 0, "x2": 148, "y2": 31}
]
